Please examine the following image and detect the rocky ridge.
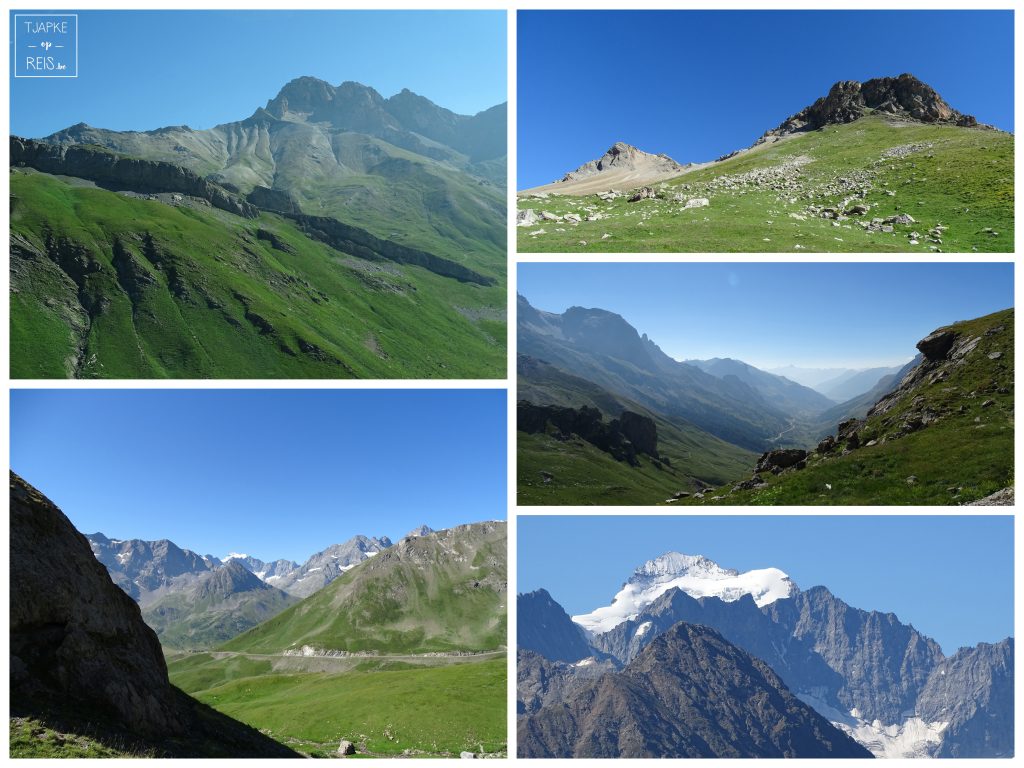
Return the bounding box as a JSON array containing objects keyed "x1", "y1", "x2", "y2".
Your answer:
[{"x1": 518, "y1": 622, "x2": 872, "y2": 758}]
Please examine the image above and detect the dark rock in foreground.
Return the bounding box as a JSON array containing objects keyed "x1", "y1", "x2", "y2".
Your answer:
[{"x1": 9, "y1": 471, "x2": 298, "y2": 758}]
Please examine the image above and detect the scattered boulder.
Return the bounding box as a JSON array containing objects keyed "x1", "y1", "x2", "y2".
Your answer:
[
  {"x1": 564, "y1": 213, "x2": 582, "y2": 224},
  {"x1": 338, "y1": 740, "x2": 356, "y2": 756},
  {"x1": 460, "y1": 752, "x2": 476, "y2": 759},
  {"x1": 684, "y1": 197, "x2": 710, "y2": 209},
  {"x1": 755, "y1": 449, "x2": 808, "y2": 474},
  {"x1": 517, "y1": 209, "x2": 539, "y2": 227},
  {"x1": 816, "y1": 435, "x2": 836, "y2": 454},
  {"x1": 627, "y1": 187, "x2": 658, "y2": 202}
]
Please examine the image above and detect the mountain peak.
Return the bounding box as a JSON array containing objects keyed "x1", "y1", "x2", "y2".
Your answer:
[
  {"x1": 760, "y1": 73, "x2": 980, "y2": 144},
  {"x1": 559, "y1": 141, "x2": 686, "y2": 184},
  {"x1": 574, "y1": 552, "x2": 796, "y2": 635},
  {"x1": 404, "y1": 524, "x2": 434, "y2": 539}
]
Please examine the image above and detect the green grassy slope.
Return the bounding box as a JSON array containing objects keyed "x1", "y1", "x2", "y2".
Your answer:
[
  {"x1": 222, "y1": 523, "x2": 506, "y2": 655},
  {"x1": 168, "y1": 654, "x2": 506, "y2": 757},
  {"x1": 519, "y1": 115, "x2": 1012, "y2": 253},
  {"x1": 517, "y1": 358, "x2": 755, "y2": 505},
  {"x1": 683, "y1": 309, "x2": 1013, "y2": 505},
  {"x1": 11, "y1": 171, "x2": 505, "y2": 378}
]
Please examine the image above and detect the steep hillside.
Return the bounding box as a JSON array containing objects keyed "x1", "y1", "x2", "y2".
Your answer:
[
  {"x1": 9, "y1": 472, "x2": 297, "y2": 758},
  {"x1": 222, "y1": 522, "x2": 506, "y2": 654},
  {"x1": 519, "y1": 75, "x2": 1012, "y2": 253},
  {"x1": 689, "y1": 308, "x2": 1013, "y2": 505},
  {"x1": 517, "y1": 355, "x2": 755, "y2": 505},
  {"x1": 11, "y1": 77, "x2": 506, "y2": 379},
  {"x1": 518, "y1": 623, "x2": 871, "y2": 758},
  {"x1": 141, "y1": 562, "x2": 298, "y2": 650}
]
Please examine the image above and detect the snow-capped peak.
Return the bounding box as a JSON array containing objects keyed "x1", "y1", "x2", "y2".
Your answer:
[
  {"x1": 572, "y1": 552, "x2": 797, "y2": 635},
  {"x1": 224, "y1": 552, "x2": 250, "y2": 561}
]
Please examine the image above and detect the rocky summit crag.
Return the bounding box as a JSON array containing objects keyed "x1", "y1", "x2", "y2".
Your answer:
[
  {"x1": 9, "y1": 472, "x2": 297, "y2": 758},
  {"x1": 759, "y1": 74, "x2": 981, "y2": 144}
]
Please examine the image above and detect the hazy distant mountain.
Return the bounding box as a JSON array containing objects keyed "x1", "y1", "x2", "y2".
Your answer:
[{"x1": 817, "y1": 365, "x2": 905, "y2": 402}]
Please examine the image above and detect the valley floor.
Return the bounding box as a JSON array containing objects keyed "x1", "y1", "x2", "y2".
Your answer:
[{"x1": 167, "y1": 653, "x2": 507, "y2": 758}]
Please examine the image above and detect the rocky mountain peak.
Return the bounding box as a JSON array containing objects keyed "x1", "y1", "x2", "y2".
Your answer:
[
  {"x1": 760, "y1": 73, "x2": 981, "y2": 143},
  {"x1": 190, "y1": 560, "x2": 268, "y2": 602},
  {"x1": 404, "y1": 524, "x2": 435, "y2": 539},
  {"x1": 559, "y1": 141, "x2": 686, "y2": 184}
]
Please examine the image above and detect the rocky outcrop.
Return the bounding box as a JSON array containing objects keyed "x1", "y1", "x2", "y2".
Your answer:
[
  {"x1": 519, "y1": 622, "x2": 872, "y2": 758},
  {"x1": 759, "y1": 74, "x2": 982, "y2": 143},
  {"x1": 10, "y1": 137, "x2": 258, "y2": 218},
  {"x1": 289, "y1": 212, "x2": 495, "y2": 286},
  {"x1": 517, "y1": 401, "x2": 659, "y2": 466},
  {"x1": 755, "y1": 448, "x2": 807, "y2": 474}
]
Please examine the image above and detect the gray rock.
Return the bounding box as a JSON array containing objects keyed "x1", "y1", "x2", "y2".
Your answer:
[{"x1": 338, "y1": 740, "x2": 356, "y2": 756}]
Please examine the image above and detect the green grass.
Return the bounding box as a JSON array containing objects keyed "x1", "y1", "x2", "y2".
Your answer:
[
  {"x1": 683, "y1": 309, "x2": 1014, "y2": 505},
  {"x1": 11, "y1": 170, "x2": 505, "y2": 378},
  {"x1": 168, "y1": 654, "x2": 506, "y2": 757},
  {"x1": 9, "y1": 715, "x2": 157, "y2": 758},
  {"x1": 519, "y1": 116, "x2": 1012, "y2": 253}
]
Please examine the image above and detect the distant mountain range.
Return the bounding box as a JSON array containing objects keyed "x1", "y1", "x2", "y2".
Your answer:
[
  {"x1": 87, "y1": 525, "x2": 434, "y2": 649},
  {"x1": 518, "y1": 552, "x2": 1013, "y2": 758},
  {"x1": 518, "y1": 294, "x2": 1013, "y2": 505}
]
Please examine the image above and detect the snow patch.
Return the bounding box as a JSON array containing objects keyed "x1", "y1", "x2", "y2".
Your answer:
[
  {"x1": 634, "y1": 621, "x2": 653, "y2": 639},
  {"x1": 797, "y1": 691, "x2": 947, "y2": 758},
  {"x1": 572, "y1": 658, "x2": 596, "y2": 667},
  {"x1": 225, "y1": 552, "x2": 249, "y2": 560},
  {"x1": 573, "y1": 552, "x2": 796, "y2": 634}
]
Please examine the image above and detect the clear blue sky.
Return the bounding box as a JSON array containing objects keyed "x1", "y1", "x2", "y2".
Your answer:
[
  {"x1": 518, "y1": 10, "x2": 1014, "y2": 188},
  {"x1": 10, "y1": 389, "x2": 506, "y2": 563},
  {"x1": 518, "y1": 515, "x2": 1013, "y2": 655},
  {"x1": 518, "y1": 263, "x2": 1013, "y2": 369},
  {"x1": 10, "y1": 10, "x2": 506, "y2": 138}
]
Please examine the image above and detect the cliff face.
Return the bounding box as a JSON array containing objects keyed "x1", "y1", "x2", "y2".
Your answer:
[
  {"x1": 10, "y1": 137, "x2": 258, "y2": 218},
  {"x1": 10, "y1": 471, "x2": 185, "y2": 736}
]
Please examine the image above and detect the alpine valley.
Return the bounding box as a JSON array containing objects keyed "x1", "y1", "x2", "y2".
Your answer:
[
  {"x1": 10, "y1": 473, "x2": 507, "y2": 758},
  {"x1": 11, "y1": 77, "x2": 506, "y2": 378},
  {"x1": 517, "y1": 552, "x2": 1013, "y2": 759},
  {"x1": 518, "y1": 74, "x2": 1012, "y2": 253},
  {"x1": 517, "y1": 294, "x2": 1014, "y2": 505}
]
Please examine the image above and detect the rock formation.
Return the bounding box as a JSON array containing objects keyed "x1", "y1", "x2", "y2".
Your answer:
[
  {"x1": 759, "y1": 74, "x2": 981, "y2": 144},
  {"x1": 517, "y1": 401, "x2": 660, "y2": 466}
]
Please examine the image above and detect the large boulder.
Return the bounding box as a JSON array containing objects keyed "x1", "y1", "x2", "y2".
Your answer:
[{"x1": 917, "y1": 329, "x2": 958, "y2": 361}]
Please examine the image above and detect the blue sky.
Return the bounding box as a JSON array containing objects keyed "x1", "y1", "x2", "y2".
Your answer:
[
  {"x1": 10, "y1": 10, "x2": 506, "y2": 138},
  {"x1": 10, "y1": 390, "x2": 506, "y2": 563},
  {"x1": 518, "y1": 515, "x2": 1013, "y2": 655},
  {"x1": 518, "y1": 262, "x2": 1014, "y2": 369},
  {"x1": 518, "y1": 10, "x2": 1014, "y2": 188}
]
